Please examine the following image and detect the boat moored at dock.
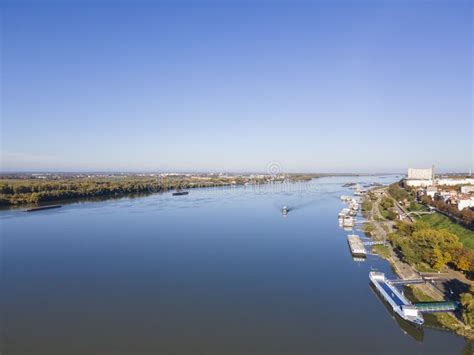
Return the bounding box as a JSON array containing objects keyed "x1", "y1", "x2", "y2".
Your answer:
[
  {"x1": 338, "y1": 208, "x2": 350, "y2": 219},
  {"x1": 340, "y1": 216, "x2": 355, "y2": 228},
  {"x1": 338, "y1": 194, "x2": 359, "y2": 228},
  {"x1": 369, "y1": 272, "x2": 424, "y2": 327},
  {"x1": 347, "y1": 234, "x2": 366, "y2": 257}
]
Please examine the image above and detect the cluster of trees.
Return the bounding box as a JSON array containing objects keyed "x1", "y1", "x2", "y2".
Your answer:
[
  {"x1": 0, "y1": 179, "x2": 170, "y2": 206},
  {"x1": 379, "y1": 196, "x2": 398, "y2": 220},
  {"x1": 389, "y1": 182, "x2": 425, "y2": 213},
  {"x1": 388, "y1": 182, "x2": 410, "y2": 201},
  {"x1": 362, "y1": 222, "x2": 375, "y2": 236},
  {"x1": 391, "y1": 179, "x2": 473, "y2": 228},
  {"x1": 0, "y1": 177, "x2": 235, "y2": 206},
  {"x1": 0, "y1": 174, "x2": 312, "y2": 207},
  {"x1": 361, "y1": 199, "x2": 372, "y2": 217},
  {"x1": 389, "y1": 221, "x2": 474, "y2": 274},
  {"x1": 420, "y1": 195, "x2": 474, "y2": 230},
  {"x1": 460, "y1": 285, "x2": 474, "y2": 327}
]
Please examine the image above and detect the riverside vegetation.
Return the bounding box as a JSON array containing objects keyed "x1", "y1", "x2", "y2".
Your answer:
[
  {"x1": 367, "y1": 181, "x2": 474, "y2": 333},
  {"x1": 0, "y1": 174, "x2": 316, "y2": 207},
  {"x1": 388, "y1": 220, "x2": 474, "y2": 330},
  {"x1": 385, "y1": 182, "x2": 474, "y2": 275}
]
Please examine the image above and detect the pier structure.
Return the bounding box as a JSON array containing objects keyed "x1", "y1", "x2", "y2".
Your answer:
[
  {"x1": 363, "y1": 240, "x2": 385, "y2": 246},
  {"x1": 370, "y1": 271, "x2": 424, "y2": 326},
  {"x1": 370, "y1": 272, "x2": 459, "y2": 327},
  {"x1": 388, "y1": 278, "x2": 425, "y2": 285},
  {"x1": 414, "y1": 302, "x2": 458, "y2": 313}
]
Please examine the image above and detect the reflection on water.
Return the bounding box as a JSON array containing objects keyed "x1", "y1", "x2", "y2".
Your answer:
[
  {"x1": 369, "y1": 283, "x2": 425, "y2": 342},
  {"x1": 0, "y1": 176, "x2": 470, "y2": 354}
]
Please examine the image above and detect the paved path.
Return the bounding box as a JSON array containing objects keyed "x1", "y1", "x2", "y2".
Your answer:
[
  {"x1": 364, "y1": 187, "x2": 474, "y2": 334},
  {"x1": 367, "y1": 189, "x2": 458, "y2": 301}
]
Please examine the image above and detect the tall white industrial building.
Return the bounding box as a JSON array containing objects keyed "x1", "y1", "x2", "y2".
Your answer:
[
  {"x1": 406, "y1": 167, "x2": 435, "y2": 187},
  {"x1": 405, "y1": 166, "x2": 474, "y2": 187}
]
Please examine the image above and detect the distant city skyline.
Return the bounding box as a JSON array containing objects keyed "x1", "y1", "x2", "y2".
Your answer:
[
  {"x1": 0, "y1": 164, "x2": 472, "y2": 175},
  {"x1": 1, "y1": 1, "x2": 472, "y2": 173}
]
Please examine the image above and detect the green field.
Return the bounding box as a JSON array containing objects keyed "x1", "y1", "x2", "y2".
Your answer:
[
  {"x1": 373, "y1": 244, "x2": 390, "y2": 258},
  {"x1": 419, "y1": 213, "x2": 474, "y2": 250}
]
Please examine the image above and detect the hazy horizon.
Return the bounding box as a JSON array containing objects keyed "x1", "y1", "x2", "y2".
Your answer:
[
  {"x1": 1, "y1": 168, "x2": 469, "y2": 176},
  {"x1": 1, "y1": 1, "x2": 472, "y2": 172}
]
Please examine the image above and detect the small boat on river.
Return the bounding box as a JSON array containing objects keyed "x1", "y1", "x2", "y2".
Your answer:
[
  {"x1": 25, "y1": 205, "x2": 62, "y2": 212},
  {"x1": 172, "y1": 190, "x2": 189, "y2": 196}
]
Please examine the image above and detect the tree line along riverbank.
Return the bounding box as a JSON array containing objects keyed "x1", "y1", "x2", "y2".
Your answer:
[
  {"x1": 362, "y1": 183, "x2": 474, "y2": 339},
  {"x1": 0, "y1": 174, "x2": 316, "y2": 207}
]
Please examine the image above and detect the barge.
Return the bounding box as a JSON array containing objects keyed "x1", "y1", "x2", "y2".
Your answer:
[
  {"x1": 347, "y1": 234, "x2": 366, "y2": 257},
  {"x1": 369, "y1": 271, "x2": 424, "y2": 327},
  {"x1": 25, "y1": 205, "x2": 62, "y2": 212},
  {"x1": 172, "y1": 191, "x2": 189, "y2": 196}
]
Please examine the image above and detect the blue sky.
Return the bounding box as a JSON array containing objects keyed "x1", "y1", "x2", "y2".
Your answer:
[{"x1": 1, "y1": 0, "x2": 472, "y2": 173}]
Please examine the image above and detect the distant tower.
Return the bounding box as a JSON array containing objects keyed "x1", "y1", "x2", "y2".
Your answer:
[{"x1": 432, "y1": 164, "x2": 435, "y2": 186}]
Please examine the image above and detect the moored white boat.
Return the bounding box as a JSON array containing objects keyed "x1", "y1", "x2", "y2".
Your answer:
[{"x1": 369, "y1": 272, "x2": 424, "y2": 327}]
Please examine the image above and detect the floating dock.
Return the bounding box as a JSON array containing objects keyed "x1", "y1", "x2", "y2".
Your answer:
[
  {"x1": 369, "y1": 271, "x2": 424, "y2": 326},
  {"x1": 338, "y1": 208, "x2": 350, "y2": 218},
  {"x1": 340, "y1": 216, "x2": 355, "y2": 228},
  {"x1": 363, "y1": 240, "x2": 385, "y2": 247},
  {"x1": 347, "y1": 234, "x2": 366, "y2": 257}
]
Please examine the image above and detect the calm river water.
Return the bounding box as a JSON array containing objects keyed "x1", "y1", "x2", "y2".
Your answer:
[{"x1": 1, "y1": 176, "x2": 471, "y2": 354}]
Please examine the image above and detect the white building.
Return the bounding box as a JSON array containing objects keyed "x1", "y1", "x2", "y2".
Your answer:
[
  {"x1": 437, "y1": 178, "x2": 474, "y2": 186},
  {"x1": 461, "y1": 186, "x2": 474, "y2": 194},
  {"x1": 405, "y1": 167, "x2": 434, "y2": 187},
  {"x1": 439, "y1": 190, "x2": 456, "y2": 202},
  {"x1": 406, "y1": 179, "x2": 434, "y2": 187},
  {"x1": 458, "y1": 197, "x2": 474, "y2": 211},
  {"x1": 426, "y1": 186, "x2": 438, "y2": 198},
  {"x1": 405, "y1": 166, "x2": 474, "y2": 188},
  {"x1": 408, "y1": 168, "x2": 433, "y2": 180}
]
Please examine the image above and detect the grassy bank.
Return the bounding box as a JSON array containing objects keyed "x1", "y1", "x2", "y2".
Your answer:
[
  {"x1": 404, "y1": 286, "x2": 474, "y2": 339},
  {"x1": 372, "y1": 244, "x2": 390, "y2": 258},
  {"x1": 362, "y1": 222, "x2": 375, "y2": 236},
  {"x1": 419, "y1": 213, "x2": 474, "y2": 250},
  {"x1": 361, "y1": 199, "x2": 373, "y2": 218},
  {"x1": 368, "y1": 186, "x2": 474, "y2": 339}
]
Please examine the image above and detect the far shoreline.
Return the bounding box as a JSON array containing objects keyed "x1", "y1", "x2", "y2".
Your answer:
[{"x1": 0, "y1": 173, "x2": 402, "y2": 211}]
